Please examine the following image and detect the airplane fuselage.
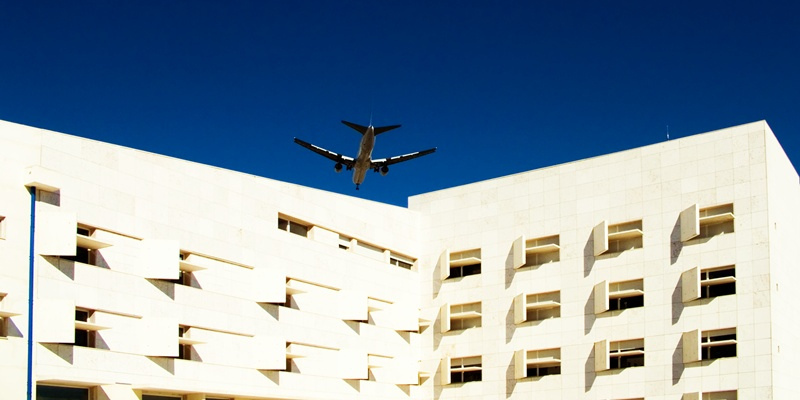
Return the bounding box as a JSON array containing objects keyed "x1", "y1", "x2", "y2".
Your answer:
[
  {"x1": 293, "y1": 119, "x2": 435, "y2": 190},
  {"x1": 352, "y1": 126, "x2": 375, "y2": 186}
]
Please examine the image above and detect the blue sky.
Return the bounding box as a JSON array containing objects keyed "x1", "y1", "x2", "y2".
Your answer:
[{"x1": 1, "y1": 1, "x2": 798, "y2": 206}]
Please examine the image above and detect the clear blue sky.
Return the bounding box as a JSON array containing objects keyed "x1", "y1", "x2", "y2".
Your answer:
[{"x1": 1, "y1": 1, "x2": 798, "y2": 206}]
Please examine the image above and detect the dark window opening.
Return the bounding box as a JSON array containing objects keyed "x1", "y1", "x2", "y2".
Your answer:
[
  {"x1": 36, "y1": 385, "x2": 89, "y2": 400},
  {"x1": 167, "y1": 270, "x2": 192, "y2": 286},
  {"x1": 449, "y1": 263, "x2": 481, "y2": 278},
  {"x1": 64, "y1": 228, "x2": 94, "y2": 265},
  {"x1": 451, "y1": 369, "x2": 481, "y2": 383},
  {"x1": 74, "y1": 310, "x2": 95, "y2": 348},
  {"x1": 702, "y1": 332, "x2": 737, "y2": 360},
  {"x1": 610, "y1": 353, "x2": 644, "y2": 369},
  {"x1": 609, "y1": 295, "x2": 644, "y2": 311},
  {"x1": 703, "y1": 344, "x2": 737, "y2": 360},
  {"x1": 142, "y1": 396, "x2": 183, "y2": 400},
  {"x1": 702, "y1": 282, "x2": 736, "y2": 298},
  {"x1": 527, "y1": 365, "x2": 560, "y2": 377},
  {"x1": 701, "y1": 267, "x2": 736, "y2": 298}
]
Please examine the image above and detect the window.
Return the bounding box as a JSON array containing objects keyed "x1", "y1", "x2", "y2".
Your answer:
[
  {"x1": 594, "y1": 279, "x2": 644, "y2": 314},
  {"x1": 703, "y1": 390, "x2": 737, "y2": 400},
  {"x1": 278, "y1": 217, "x2": 309, "y2": 237},
  {"x1": 0, "y1": 215, "x2": 6, "y2": 239},
  {"x1": 338, "y1": 234, "x2": 352, "y2": 250},
  {"x1": 36, "y1": 385, "x2": 89, "y2": 400},
  {"x1": 512, "y1": 235, "x2": 560, "y2": 269},
  {"x1": 63, "y1": 226, "x2": 112, "y2": 266},
  {"x1": 685, "y1": 390, "x2": 738, "y2": 400},
  {"x1": 609, "y1": 339, "x2": 645, "y2": 369},
  {"x1": 142, "y1": 395, "x2": 183, "y2": 400},
  {"x1": 682, "y1": 265, "x2": 736, "y2": 302},
  {"x1": 442, "y1": 302, "x2": 481, "y2": 333},
  {"x1": 596, "y1": 338, "x2": 644, "y2": 371},
  {"x1": 609, "y1": 279, "x2": 644, "y2": 311},
  {"x1": 177, "y1": 325, "x2": 204, "y2": 360},
  {"x1": 593, "y1": 220, "x2": 643, "y2": 256},
  {"x1": 608, "y1": 220, "x2": 643, "y2": 253},
  {"x1": 698, "y1": 204, "x2": 735, "y2": 238},
  {"x1": 447, "y1": 249, "x2": 481, "y2": 279},
  {"x1": 702, "y1": 328, "x2": 737, "y2": 360},
  {"x1": 447, "y1": 356, "x2": 482, "y2": 384},
  {"x1": 74, "y1": 309, "x2": 96, "y2": 348},
  {"x1": 389, "y1": 253, "x2": 414, "y2": 269},
  {"x1": 515, "y1": 348, "x2": 561, "y2": 379},
  {"x1": 175, "y1": 252, "x2": 206, "y2": 287},
  {"x1": 0, "y1": 293, "x2": 19, "y2": 338},
  {"x1": 681, "y1": 203, "x2": 735, "y2": 241},
  {"x1": 683, "y1": 328, "x2": 737, "y2": 363},
  {"x1": 701, "y1": 266, "x2": 736, "y2": 298},
  {"x1": 514, "y1": 291, "x2": 560, "y2": 324}
]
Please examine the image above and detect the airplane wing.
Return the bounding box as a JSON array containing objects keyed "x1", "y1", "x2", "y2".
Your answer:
[
  {"x1": 371, "y1": 147, "x2": 437, "y2": 168},
  {"x1": 294, "y1": 138, "x2": 355, "y2": 168}
]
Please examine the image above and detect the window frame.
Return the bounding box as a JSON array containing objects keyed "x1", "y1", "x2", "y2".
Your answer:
[{"x1": 446, "y1": 356, "x2": 482, "y2": 384}]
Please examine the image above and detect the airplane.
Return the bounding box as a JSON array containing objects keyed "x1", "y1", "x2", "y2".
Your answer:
[{"x1": 294, "y1": 120, "x2": 437, "y2": 190}]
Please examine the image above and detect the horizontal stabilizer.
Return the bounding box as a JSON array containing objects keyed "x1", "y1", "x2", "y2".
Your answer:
[
  {"x1": 342, "y1": 120, "x2": 369, "y2": 135},
  {"x1": 342, "y1": 120, "x2": 402, "y2": 136},
  {"x1": 373, "y1": 124, "x2": 402, "y2": 136}
]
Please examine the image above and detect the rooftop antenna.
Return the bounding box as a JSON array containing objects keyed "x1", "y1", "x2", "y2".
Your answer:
[{"x1": 666, "y1": 125, "x2": 670, "y2": 141}]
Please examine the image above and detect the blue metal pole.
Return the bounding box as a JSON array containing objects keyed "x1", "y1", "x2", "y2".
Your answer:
[{"x1": 26, "y1": 187, "x2": 36, "y2": 400}]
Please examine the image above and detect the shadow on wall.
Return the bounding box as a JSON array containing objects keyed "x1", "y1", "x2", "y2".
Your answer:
[
  {"x1": 259, "y1": 369, "x2": 280, "y2": 385},
  {"x1": 505, "y1": 299, "x2": 516, "y2": 345},
  {"x1": 258, "y1": 303, "x2": 280, "y2": 321},
  {"x1": 584, "y1": 290, "x2": 595, "y2": 335},
  {"x1": 672, "y1": 336, "x2": 685, "y2": 384},
  {"x1": 146, "y1": 278, "x2": 175, "y2": 300},
  {"x1": 146, "y1": 355, "x2": 175, "y2": 374},
  {"x1": 44, "y1": 256, "x2": 74, "y2": 279},
  {"x1": 6, "y1": 318, "x2": 23, "y2": 338},
  {"x1": 670, "y1": 215, "x2": 683, "y2": 264},
  {"x1": 504, "y1": 247, "x2": 514, "y2": 289},
  {"x1": 41, "y1": 343, "x2": 73, "y2": 364},
  {"x1": 671, "y1": 279, "x2": 684, "y2": 325},
  {"x1": 431, "y1": 251, "x2": 443, "y2": 298},
  {"x1": 433, "y1": 307, "x2": 443, "y2": 350},
  {"x1": 584, "y1": 345, "x2": 596, "y2": 392},
  {"x1": 505, "y1": 352, "x2": 517, "y2": 398},
  {"x1": 583, "y1": 231, "x2": 595, "y2": 278}
]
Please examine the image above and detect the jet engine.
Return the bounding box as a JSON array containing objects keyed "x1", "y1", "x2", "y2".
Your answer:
[
  {"x1": 334, "y1": 163, "x2": 343, "y2": 173},
  {"x1": 380, "y1": 165, "x2": 389, "y2": 176}
]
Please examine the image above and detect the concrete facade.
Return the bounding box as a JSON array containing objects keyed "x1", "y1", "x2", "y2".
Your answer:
[{"x1": 0, "y1": 119, "x2": 796, "y2": 399}]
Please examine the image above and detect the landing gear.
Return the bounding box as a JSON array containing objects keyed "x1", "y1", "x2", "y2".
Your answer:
[{"x1": 356, "y1": 184, "x2": 360, "y2": 190}]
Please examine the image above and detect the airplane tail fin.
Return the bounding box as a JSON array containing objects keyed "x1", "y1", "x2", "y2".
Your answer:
[{"x1": 342, "y1": 120, "x2": 402, "y2": 136}]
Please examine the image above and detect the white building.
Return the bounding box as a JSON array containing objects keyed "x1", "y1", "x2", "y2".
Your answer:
[{"x1": 0, "y1": 119, "x2": 797, "y2": 400}]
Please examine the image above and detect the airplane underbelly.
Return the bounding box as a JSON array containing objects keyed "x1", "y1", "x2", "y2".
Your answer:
[{"x1": 352, "y1": 166, "x2": 368, "y2": 184}]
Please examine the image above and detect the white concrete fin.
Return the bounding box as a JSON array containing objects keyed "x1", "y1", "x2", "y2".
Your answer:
[
  {"x1": 593, "y1": 220, "x2": 608, "y2": 256},
  {"x1": 139, "y1": 239, "x2": 180, "y2": 280},
  {"x1": 35, "y1": 298, "x2": 75, "y2": 343},
  {"x1": 681, "y1": 267, "x2": 701, "y2": 302},
  {"x1": 512, "y1": 235, "x2": 525, "y2": 269},
  {"x1": 680, "y1": 203, "x2": 700, "y2": 241},
  {"x1": 36, "y1": 210, "x2": 76, "y2": 256}
]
